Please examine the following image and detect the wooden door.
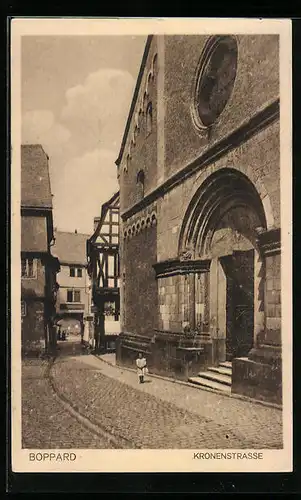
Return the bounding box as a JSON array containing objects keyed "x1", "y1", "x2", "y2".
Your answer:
[{"x1": 221, "y1": 249, "x2": 254, "y2": 359}]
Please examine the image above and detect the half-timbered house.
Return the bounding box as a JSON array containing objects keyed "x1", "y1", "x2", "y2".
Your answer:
[
  {"x1": 21, "y1": 144, "x2": 60, "y2": 356},
  {"x1": 87, "y1": 192, "x2": 120, "y2": 352}
]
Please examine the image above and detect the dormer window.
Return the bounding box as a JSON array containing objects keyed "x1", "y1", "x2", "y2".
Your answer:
[
  {"x1": 137, "y1": 170, "x2": 145, "y2": 200},
  {"x1": 146, "y1": 102, "x2": 153, "y2": 136}
]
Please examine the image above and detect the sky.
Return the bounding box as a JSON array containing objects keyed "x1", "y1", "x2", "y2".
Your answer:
[{"x1": 21, "y1": 35, "x2": 146, "y2": 234}]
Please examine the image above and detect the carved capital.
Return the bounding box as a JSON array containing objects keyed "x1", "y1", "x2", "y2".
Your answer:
[
  {"x1": 179, "y1": 250, "x2": 193, "y2": 261},
  {"x1": 256, "y1": 228, "x2": 281, "y2": 256}
]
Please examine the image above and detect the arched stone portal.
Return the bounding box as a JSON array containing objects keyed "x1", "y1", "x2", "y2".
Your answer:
[{"x1": 179, "y1": 168, "x2": 268, "y2": 364}]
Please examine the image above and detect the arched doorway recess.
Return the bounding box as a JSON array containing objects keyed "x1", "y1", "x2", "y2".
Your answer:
[{"x1": 179, "y1": 168, "x2": 268, "y2": 364}]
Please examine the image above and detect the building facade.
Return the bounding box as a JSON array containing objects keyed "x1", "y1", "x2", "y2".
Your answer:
[
  {"x1": 116, "y1": 35, "x2": 281, "y2": 404},
  {"x1": 87, "y1": 192, "x2": 120, "y2": 352},
  {"x1": 52, "y1": 231, "x2": 94, "y2": 342},
  {"x1": 21, "y1": 144, "x2": 60, "y2": 356}
]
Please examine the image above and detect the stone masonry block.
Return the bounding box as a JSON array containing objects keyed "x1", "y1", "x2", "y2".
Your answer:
[
  {"x1": 266, "y1": 304, "x2": 276, "y2": 317},
  {"x1": 266, "y1": 317, "x2": 281, "y2": 331},
  {"x1": 266, "y1": 279, "x2": 274, "y2": 291},
  {"x1": 274, "y1": 304, "x2": 281, "y2": 318},
  {"x1": 266, "y1": 290, "x2": 280, "y2": 304}
]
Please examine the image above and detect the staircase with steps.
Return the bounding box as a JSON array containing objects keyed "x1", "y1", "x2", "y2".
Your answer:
[{"x1": 188, "y1": 361, "x2": 232, "y2": 393}]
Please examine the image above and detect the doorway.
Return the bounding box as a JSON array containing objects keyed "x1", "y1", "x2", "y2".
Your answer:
[{"x1": 221, "y1": 249, "x2": 254, "y2": 360}]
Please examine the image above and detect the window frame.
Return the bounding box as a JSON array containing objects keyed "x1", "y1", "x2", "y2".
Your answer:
[
  {"x1": 66, "y1": 289, "x2": 81, "y2": 303},
  {"x1": 21, "y1": 257, "x2": 37, "y2": 279},
  {"x1": 137, "y1": 169, "x2": 145, "y2": 200},
  {"x1": 191, "y1": 35, "x2": 238, "y2": 132},
  {"x1": 145, "y1": 101, "x2": 153, "y2": 137}
]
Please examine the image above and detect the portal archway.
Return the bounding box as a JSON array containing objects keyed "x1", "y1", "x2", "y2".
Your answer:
[{"x1": 179, "y1": 168, "x2": 267, "y2": 363}]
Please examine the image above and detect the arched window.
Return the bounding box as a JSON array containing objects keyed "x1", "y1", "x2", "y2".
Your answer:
[
  {"x1": 146, "y1": 102, "x2": 152, "y2": 136},
  {"x1": 152, "y1": 54, "x2": 158, "y2": 79},
  {"x1": 137, "y1": 169, "x2": 145, "y2": 200},
  {"x1": 125, "y1": 154, "x2": 130, "y2": 172}
]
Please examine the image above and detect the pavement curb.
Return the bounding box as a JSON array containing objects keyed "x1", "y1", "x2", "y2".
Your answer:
[
  {"x1": 93, "y1": 354, "x2": 283, "y2": 412},
  {"x1": 47, "y1": 359, "x2": 136, "y2": 449}
]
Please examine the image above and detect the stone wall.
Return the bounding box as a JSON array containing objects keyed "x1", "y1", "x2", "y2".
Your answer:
[
  {"x1": 116, "y1": 331, "x2": 212, "y2": 380},
  {"x1": 158, "y1": 273, "x2": 208, "y2": 332},
  {"x1": 123, "y1": 222, "x2": 158, "y2": 336},
  {"x1": 164, "y1": 34, "x2": 279, "y2": 177},
  {"x1": 21, "y1": 300, "x2": 46, "y2": 356},
  {"x1": 157, "y1": 119, "x2": 280, "y2": 263},
  {"x1": 120, "y1": 38, "x2": 158, "y2": 213},
  {"x1": 265, "y1": 253, "x2": 281, "y2": 344}
]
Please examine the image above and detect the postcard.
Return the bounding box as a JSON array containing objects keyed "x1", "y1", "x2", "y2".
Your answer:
[{"x1": 11, "y1": 17, "x2": 292, "y2": 473}]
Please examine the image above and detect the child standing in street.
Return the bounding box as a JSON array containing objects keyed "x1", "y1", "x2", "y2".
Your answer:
[{"x1": 136, "y1": 352, "x2": 147, "y2": 383}]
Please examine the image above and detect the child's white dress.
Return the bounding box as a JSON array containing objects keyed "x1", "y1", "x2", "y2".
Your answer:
[{"x1": 136, "y1": 357, "x2": 147, "y2": 379}]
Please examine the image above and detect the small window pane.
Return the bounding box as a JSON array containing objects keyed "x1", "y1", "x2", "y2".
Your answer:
[
  {"x1": 67, "y1": 290, "x2": 73, "y2": 302},
  {"x1": 28, "y1": 259, "x2": 34, "y2": 278},
  {"x1": 77, "y1": 268, "x2": 82, "y2": 278},
  {"x1": 74, "y1": 290, "x2": 81, "y2": 302},
  {"x1": 70, "y1": 267, "x2": 75, "y2": 277},
  {"x1": 21, "y1": 259, "x2": 27, "y2": 277}
]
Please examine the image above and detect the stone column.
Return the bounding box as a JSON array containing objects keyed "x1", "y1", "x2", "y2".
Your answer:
[
  {"x1": 248, "y1": 228, "x2": 282, "y2": 362},
  {"x1": 188, "y1": 273, "x2": 196, "y2": 330},
  {"x1": 232, "y1": 228, "x2": 282, "y2": 404},
  {"x1": 203, "y1": 271, "x2": 210, "y2": 329},
  {"x1": 253, "y1": 248, "x2": 265, "y2": 343}
]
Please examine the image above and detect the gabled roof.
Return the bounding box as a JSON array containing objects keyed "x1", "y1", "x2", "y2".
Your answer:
[
  {"x1": 89, "y1": 191, "x2": 120, "y2": 244},
  {"x1": 52, "y1": 231, "x2": 91, "y2": 265},
  {"x1": 115, "y1": 35, "x2": 153, "y2": 167},
  {"x1": 21, "y1": 144, "x2": 53, "y2": 209}
]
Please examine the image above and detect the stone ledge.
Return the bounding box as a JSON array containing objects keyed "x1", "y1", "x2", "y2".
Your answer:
[{"x1": 232, "y1": 356, "x2": 282, "y2": 405}]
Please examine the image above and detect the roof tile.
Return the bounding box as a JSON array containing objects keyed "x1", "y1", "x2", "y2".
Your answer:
[
  {"x1": 52, "y1": 231, "x2": 90, "y2": 265},
  {"x1": 21, "y1": 144, "x2": 52, "y2": 209}
]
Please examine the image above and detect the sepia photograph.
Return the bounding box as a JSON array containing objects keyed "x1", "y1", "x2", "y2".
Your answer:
[{"x1": 11, "y1": 18, "x2": 292, "y2": 473}]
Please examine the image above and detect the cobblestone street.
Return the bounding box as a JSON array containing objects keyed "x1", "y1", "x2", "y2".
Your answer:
[
  {"x1": 22, "y1": 356, "x2": 114, "y2": 449},
  {"x1": 22, "y1": 339, "x2": 283, "y2": 450}
]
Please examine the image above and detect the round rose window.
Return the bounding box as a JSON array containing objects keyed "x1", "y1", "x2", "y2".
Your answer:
[{"x1": 193, "y1": 36, "x2": 238, "y2": 128}]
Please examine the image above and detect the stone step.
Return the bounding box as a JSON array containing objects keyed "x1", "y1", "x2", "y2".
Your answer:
[
  {"x1": 208, "y1": 366, "x2": 232, "y2": 377},
  {"x1": 197, "y1": 371, "x2": 232, "y2": 386},
  {"x1": 188, "y1": 376, "x2": 232, "y2": 393},
  {"x1": 219, "y1": 361, "x2": 233, "y2": 369}
]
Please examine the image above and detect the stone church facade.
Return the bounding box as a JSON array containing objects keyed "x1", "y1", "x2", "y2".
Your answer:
[{"x1": 116, "y1": 34, "x2": 281, "y2": 404}]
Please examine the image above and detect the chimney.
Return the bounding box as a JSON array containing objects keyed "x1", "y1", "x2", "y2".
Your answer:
[{"x1": 75, "y1": 229, "x2": 77, "y2": 234}]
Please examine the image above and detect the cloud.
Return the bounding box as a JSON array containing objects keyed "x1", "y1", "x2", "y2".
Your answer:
[
  {"x1": 22, "y1": 109, "x2": 71, "y2": 158},
  {"x1": 52, "y1": 148, "x2": 119, "y2": 234},
  {"x1": 60, "y1": 68, "x2": 135, "y2": 152},
  {"x1": 22, "y1": 68, "x2": 135, "y2": 233}
]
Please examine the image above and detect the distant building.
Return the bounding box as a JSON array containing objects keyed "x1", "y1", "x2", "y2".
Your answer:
[
  {"x1": 52, "y1": 230, "x2": 94, "y2": 342},
  {"x1": 21, "y1": 144, "x2": 60, "y2": 356},
  {"x1": 87, "y1": 192, "x2": 120, "y2": 352},
  {"x1": 116, "y1": 35, "x2": 281, "y2": 404}
]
